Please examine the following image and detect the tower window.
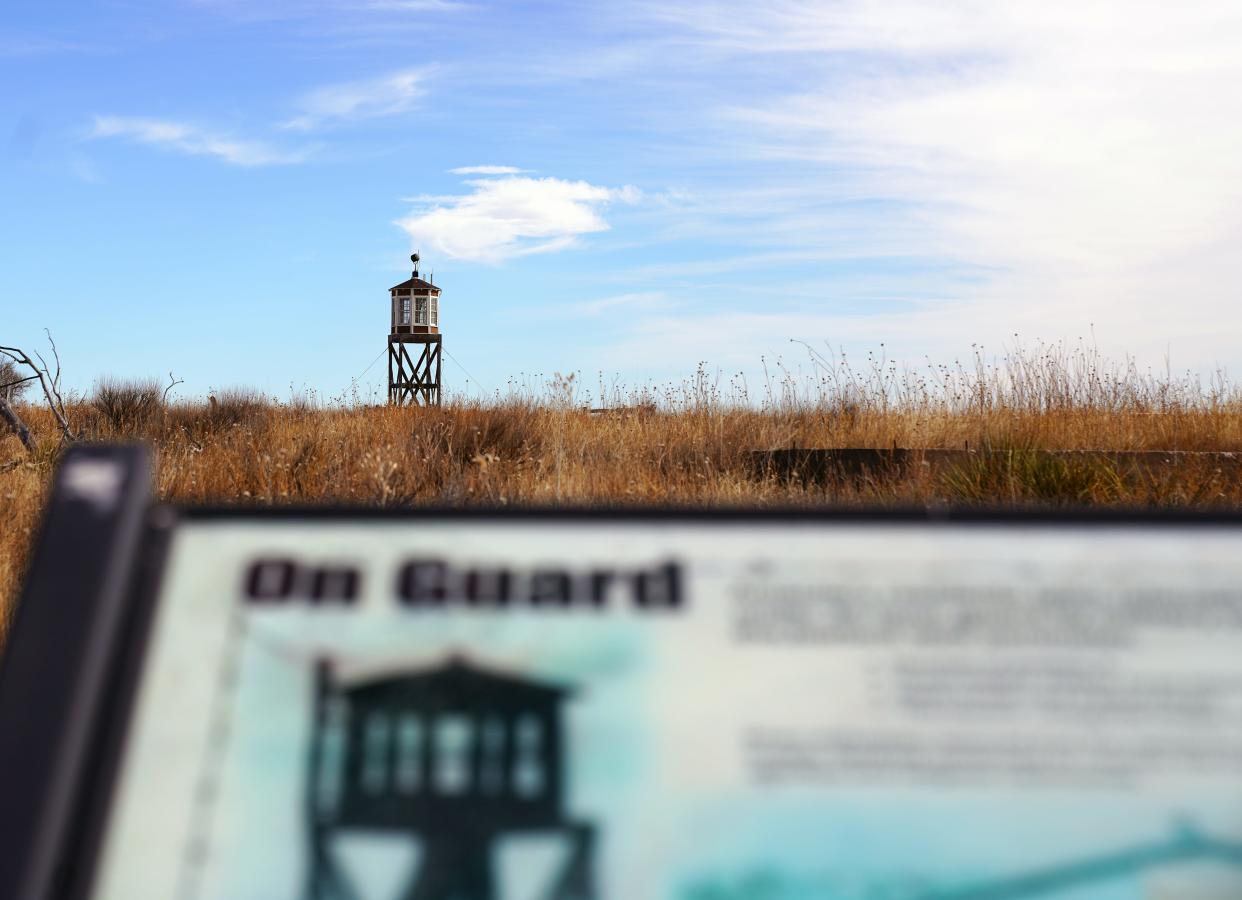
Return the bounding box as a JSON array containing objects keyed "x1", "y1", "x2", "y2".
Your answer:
[
  {"x1": 361, "y1": 712, "x2": 391, "y2": 794},
  {"x1": 395, "y1": 714, "x2": 424, "y2": 793},
  {"x1": 434, "y1": 715, "x2": 472, "y2": 794},
  {"x1": 478, "y1": 715, "x2": 506, "y2": 795},
  {"x1": 430, "y1": 296, "x2": 439, "y2": 326},
  {"x1": 415, "y1": 297, "x2": 429, "y2": 325},
  {"x1": 400, "y1": 298, "x2": 411, "y2": 325},
  {"x1": 513, "y1": 714, "x2": 545, "y2": 798}
]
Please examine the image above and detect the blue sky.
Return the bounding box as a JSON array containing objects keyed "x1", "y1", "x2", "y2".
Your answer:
[{"x1": 4, "y1": 1, "x2": 1242, "y2": 401}]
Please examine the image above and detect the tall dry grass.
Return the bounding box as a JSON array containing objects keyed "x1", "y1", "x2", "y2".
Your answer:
[{"x1": 3, "y1": 341, "x2": 1242, "y2": 632}]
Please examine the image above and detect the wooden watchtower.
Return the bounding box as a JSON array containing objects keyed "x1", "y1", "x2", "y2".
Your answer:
[
  {"x1": 305, "y1": 656, "x2": 597, "y2": 900},
  {"x1": 388, "y1": 252, "x2": 442, "y2": 406}
]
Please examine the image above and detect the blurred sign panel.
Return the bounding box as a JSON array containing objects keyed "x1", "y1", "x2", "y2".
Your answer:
[{"x1": 4, "y1": 448, "x2": 1242, "y2": 900}]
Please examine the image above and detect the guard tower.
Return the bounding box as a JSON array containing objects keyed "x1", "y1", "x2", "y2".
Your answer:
[
  {"x1": 388, "y1": 252, "x2": 442, "y2": 406},
  {"x1": 305, "y1": 656, "x2": 597, "y2": 900}
]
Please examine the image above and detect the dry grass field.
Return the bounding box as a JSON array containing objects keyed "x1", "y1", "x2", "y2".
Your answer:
[{"x1": 4, "y1": 342, "x2": 1242, "y2": 632}]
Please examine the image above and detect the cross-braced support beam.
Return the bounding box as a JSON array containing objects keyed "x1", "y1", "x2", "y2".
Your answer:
[{"x1": 388, "y1": 335, "x2": 442, "y2": 406}]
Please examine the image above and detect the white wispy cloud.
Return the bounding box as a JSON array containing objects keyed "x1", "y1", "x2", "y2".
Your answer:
[
  {"x1": 397, "y1": 174, "x2": 641, "y2": 262},
  {"x1": 449, "y1": 165, "x2": 528, "y2": 176},
  {"x1": 647, "y1": 0, "x2": 1242, "y2": 367},
  {"x1": 89, "y1": 116, "x2": 306, "y2": 166},
  {"x1": 88, "y1": 67, "x2": 429, "y2": 166},
  {"x1": 281, "y1": 67, "x2": 429, "y2": 131}
]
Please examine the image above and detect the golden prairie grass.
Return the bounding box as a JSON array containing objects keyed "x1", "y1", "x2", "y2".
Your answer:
[{"x1": 3, "y1": 341, "x2": 1242, "y2": 630}]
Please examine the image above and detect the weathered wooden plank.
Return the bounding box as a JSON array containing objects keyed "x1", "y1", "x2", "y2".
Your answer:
[{"x1": 749, "y1": 448, "x2": 1242, "y2": 484}]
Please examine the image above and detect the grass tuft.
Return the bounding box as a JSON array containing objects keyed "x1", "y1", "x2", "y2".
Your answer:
[{"x1": 940, "y1": 445, "x2": 1125, "y2": 505}]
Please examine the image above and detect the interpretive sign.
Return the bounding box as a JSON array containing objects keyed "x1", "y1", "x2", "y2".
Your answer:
[{"x1": 3, "y1": 447, "x2": 1242, "y2": 900}]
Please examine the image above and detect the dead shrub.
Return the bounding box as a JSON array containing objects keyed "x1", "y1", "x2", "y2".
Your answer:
[
  {"x1": 203, "y1": 388, "x2": 270, "y2": 431},
  {"x1": 92, "y1": 378, "x2": 163, "y2": 433}
]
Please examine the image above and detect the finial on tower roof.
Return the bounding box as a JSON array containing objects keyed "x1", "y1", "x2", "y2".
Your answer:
[{"x1": 411, "y1": 251, "x2": 420, "y2": 278}]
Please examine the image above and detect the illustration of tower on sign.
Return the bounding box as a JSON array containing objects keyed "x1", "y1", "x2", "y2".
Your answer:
[
  {"x1": 388, "y1": 252, "x2": 442, "y2": 406},
  {"x1": 304, "y1": 656, "x2": 597, "y2": 900}
]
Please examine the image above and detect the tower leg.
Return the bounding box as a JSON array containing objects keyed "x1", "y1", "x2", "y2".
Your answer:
[
  {"x1": 431, "y1": 341, "x2": 442, "y2": 406},
  {"x1": 546, "y1": 824, "x2": 597, "y2": 900}
]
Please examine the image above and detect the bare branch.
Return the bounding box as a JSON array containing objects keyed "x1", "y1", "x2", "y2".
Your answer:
[
  {"x1": 0, "y1": 338, "x2": 75, "y2": 443},
  {"x1": 163, "y1": 371, "x2": 185, "y2": 404},
  {"x1": 0, "y1": 374, "x2": 40, "y2": 391},
  {"x1": 0, "y1": 395, "x2": 38, "y2": 452},
  {"x1": 44, "y1": 329, "x2": 64, "y2": 395}
]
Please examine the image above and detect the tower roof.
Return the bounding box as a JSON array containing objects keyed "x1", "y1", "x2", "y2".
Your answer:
[
  {"x1": 345, "y1": 656, "x2": 572, "y2": 706},
  {"x1": 390, "y1": 276, "x2": 441, "y2": 292}
]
